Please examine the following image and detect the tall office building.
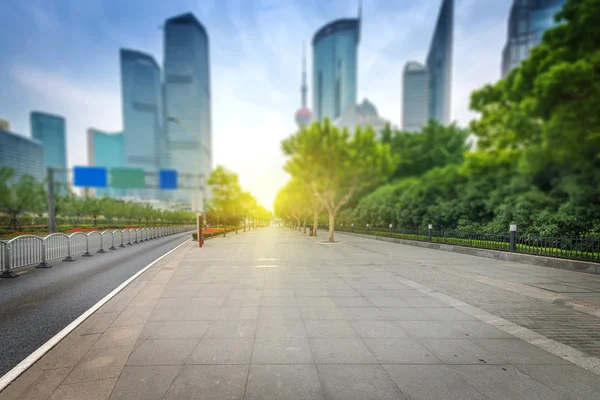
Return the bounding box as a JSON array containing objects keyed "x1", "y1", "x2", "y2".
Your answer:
[
  {"x1": 333, "y1": 98, "x2": 389, "y2": 135},
  {"x1": 426, "y1": 0, "x2": 453, "y2": 125},
  {"x1": 312, "y1": 6, "x2": 361, "y2": 121},
  {"x1": 402, "y1": 61, "x2": 429, "y2": 132},
  {"x1": 502, "y1": 0, "x2": 566, "y2": 77},
  {"x1": 120, "y1": 48, "x2": 163, "y2": 198},
  {"x1": 87, "y1": 128, "x2": 125, "y2": 197},
  {"x1": 0, "y1": 129, "x2": 45, "y2": 182},
  {"x1": 30, "y1": 112, "x2": 68, "y2": 192},
  {"x1": 295, "y1": 45, "x2": 313, "y2": 128},
  {"x1": 163, "y1": 12, "x2": 212, "y2": 209}
]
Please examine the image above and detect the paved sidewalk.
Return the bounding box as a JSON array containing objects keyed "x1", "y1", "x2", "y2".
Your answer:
[{"x1": 1, "y1": 227, "x2": 599, "y2": 400}]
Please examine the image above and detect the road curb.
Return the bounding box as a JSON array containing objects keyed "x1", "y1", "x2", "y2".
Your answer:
[{"x1": 0, "y1": 238, "x2": 192, "y2": 393}]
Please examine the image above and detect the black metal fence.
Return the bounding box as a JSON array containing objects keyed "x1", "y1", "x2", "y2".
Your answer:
[{"x1": 319, "y1": 225, "x2": 600, "y2": 263}]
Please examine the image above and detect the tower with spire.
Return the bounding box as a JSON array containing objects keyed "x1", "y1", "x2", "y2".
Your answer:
[{"x1": 294, "y1": 43, "x2": 313, "y2": 128}]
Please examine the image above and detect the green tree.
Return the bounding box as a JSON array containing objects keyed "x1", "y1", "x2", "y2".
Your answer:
[
  {"x1": 207, "y1": 166, "x2": 242, "y2": 235},
  {"x1": 282, "y1": 120, "x2": 393, "y2": 242},
  {"x1": 0, "y1": 167, "x2": 46, "y2": 230}
]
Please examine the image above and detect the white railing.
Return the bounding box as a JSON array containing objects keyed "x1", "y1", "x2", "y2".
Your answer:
[{"x1": 0, "y1": 225, "x2": 194, "y2": 278}]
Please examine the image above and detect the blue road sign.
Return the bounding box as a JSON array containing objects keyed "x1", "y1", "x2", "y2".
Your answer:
[
  {"x1": 73, "y1": 166, "x2": 107, "y2": 188},
  {"x1": 159, "y1": 169, "x2": 178, "y2": 190}
]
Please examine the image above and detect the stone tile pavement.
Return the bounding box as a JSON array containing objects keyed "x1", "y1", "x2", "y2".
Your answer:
[{"x1": 1, "y1": 227, "x2": 599, "y2": 400}]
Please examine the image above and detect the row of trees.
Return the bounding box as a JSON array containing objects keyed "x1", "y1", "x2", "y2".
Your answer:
[
  {"x1": 0, "y1": 166, "x2": 195, "y2": 230},
  {"x1": 276, "y1": 0, "x2": 600, "y2": 239},
  {"x1": 207, "y1": 165, "x2": 272, "y2": 232}
]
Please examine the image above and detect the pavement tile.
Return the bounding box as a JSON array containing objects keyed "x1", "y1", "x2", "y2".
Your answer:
[
  {"x1": 516, "y1": 365, "x2": 600, "y2": 400},
  {"x1": 189, "y1": 297, "x2": 228, "y2": 307},
  {"x1": 147, "y1": 307, "x2": 179, "y2": 322},
  {"x1": 5, "y1": 367, "x2": 71, "y2": 400},
  {"x1": 150, "y1": 321, "x2": 211, "y2": 339},
  {"x1": 215, "y1": 306, "x2": 259, "y2": 320},
  {"x1": 419, "y1": 339, "x2": 505, "y2": 365},
  {"x1": 245, "y1": 364, "x2": 325, "y2": 400},
  {"x1": 170, "y1": 306, "x2": 221, "y2": 321},
  {"x1": 304, "y1": 320, "x2": 358, "y2": 338},
  {"x1": 309, "y1": 338, "x2": 377, "y2": 364},
  {"x1": 40, "y1": 333, "x2": 101, "y2": 370},
  {"x1": 364, "y1": 338, "x2": 440, "y2": 364},
  {"x1": 154, "y1": 297, "x2": 191, "y2": 309},
  {"x1": 64, "y1": 345, "x2": 130, "y2": 384},
  {"x1": 316, "y1": 364, "x2": 406, "y2": 400},
  {"x1": 162, "y1": 365, "x2": 248, "y2": 400},
  {"x1": 296, "y1": 297, "x2": 336, "y2": 307},
  {"x1": 256, "y1": 319, "x2": 307, "y2": 337},
  {"x1": 396, "y1": 320, "x2": 514, "y2": 339},
  {"x1": 365, "y1": 297, "x2": 409, "y2": 307},
  {"x1": 252, "y1": 338, "x2": 314, "y2": 364},
  {"x1": 127, "y1": 339, "x2": 199, "y2": 365},
  {"x1": 350, "y1": 320, "x2": 408, "y2": 338},
  {"x1": 111, "y1": 309, "x2": 152, "y2": 327},
  {"x1": 260, "y1": 297, "x2": 299, "y2": 307},
  {"x1": 470, "y1": 338, "x2": 571, "y2": 364},
  {"x1": 300, "y1": 307, "x2": 346, "y2": 320},
  {"x1": 452, "y1": 365, "x2": 566, "y2": 400},
  {"x1": 137, "y1": 321, "x2": 164, "y2": 340},
  {"x1": 384, "y1": 365, "x2": 486, "y2": 400},
  {"x1": 187, "y1": 338, "x2": 253, "y2": 364},
  {"x1": 109, "y1": 366, "x2": 181, "y2": 400},
  {"x1": 330, "y1": 297, "x2": 373, "y2": 307},
  {"x1": 339, "y1": 307, "x2": 388, "y2": 320},
  {"x1": 261, "y1": 288, "x2": 295, "y2": 297},
  {"x1": 203, "y1": 320, "x2": 257, "y2": 338},
  {"x1": 92, "y1": 326, "x2": 142, "y2": 350},
  {"x1": 48, "y1": 378, "x2": 117, "y2": 400},
  {"x1": 259, "y1": 307, "x2": 302, "y2": 320},
  {"x1": 78, "y1": 313, "x2": 120, "y2": 335}
]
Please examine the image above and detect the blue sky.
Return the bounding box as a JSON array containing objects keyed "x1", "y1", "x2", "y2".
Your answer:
[{"x1": 0, "y1": 0, "x2": 512, "y2": 209}]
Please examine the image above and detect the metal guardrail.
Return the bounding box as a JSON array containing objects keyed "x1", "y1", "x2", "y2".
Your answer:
[
  {"x1": 0, "y1": 225, "x2": 194, "y2": 278},
  {"x1": 318, "y1": 225, "x2": 600, "y2": 264}
]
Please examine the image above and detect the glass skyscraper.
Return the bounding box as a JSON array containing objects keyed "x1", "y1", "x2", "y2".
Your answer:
[
  {"x1": 120, "y1": 48, "x2": 163, "y2": 198},
  {"x1": 87, "y1": 128, "x2": 125, "y2": 197},
  {"x1": 0, "y1": 129, "x2": 45, "y2": 182},
  {"x1": 163, "y1": 12, "x2": 212, "y2": 209},
  {"x1": 30, "y1": 112, "x2": 68, "y2": 192},
  {"x1": 402, "y1": 62, "x2": 429, "y2": 132},
  {"x1": 312, "y1": 11, "x2": 361, "y2": 121},
  {"x1": 502, "y1": 0, "x2": 566, "y2": 77},
  {"x1": 426, "y1": 0, "x2": 453, "y2": 125}
]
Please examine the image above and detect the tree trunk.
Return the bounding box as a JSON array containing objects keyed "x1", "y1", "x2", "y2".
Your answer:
[
  {"x1": 328, "y1": 212, "x2": 335, "y2": 242},
  {"x1": 303, "y1": 219, "x2": 307, "y2": 234},
  {"x1": 313, "y1": 209, "x2": 318, "y2": 237}
]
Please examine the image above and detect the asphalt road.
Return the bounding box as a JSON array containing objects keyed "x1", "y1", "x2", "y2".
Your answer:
[{"x1": 0, "y1": 230, "x2": 192, "y2": 377}]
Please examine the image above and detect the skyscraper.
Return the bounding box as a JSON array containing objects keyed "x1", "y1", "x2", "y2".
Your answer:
[
  {"x1": 120, "y1": 48, "x2": 163, "y2": 198},
  {"x1": 0, "y1": 128, "x2": 45, "y2": 182},
  {"x1": 295, "y1": 44, "x2": 313, "y2": 128},
  {"x1": 163, "y1": 12, "x2": 212, "y2": 209},
  {"x1": 30, "y1": 112, "x2": 67, "y2": 192},
  {"x1": 87, "y1": 128, "x2": 125, "y2": 197},
  {"x1": 502, "y1": 0, "x2": 566, "y2": 77},
  {"x1": 426, "y1": 0, "x2": 453, "y2": 125},
  {"x1": 402, "y1": 61, "x2": 429, "y2": 132},
  {"x1": 312, "y1": 6, "x2": 361, "y2": 121}
]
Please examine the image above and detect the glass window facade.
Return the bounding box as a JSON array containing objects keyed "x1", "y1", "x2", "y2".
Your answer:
[
  {"x1": 0, "y1": 129, "x2": 45, "y2": 182},
  {"x1": 426, "y1": 0, "x2": 453, "y2": 125},
  {"x1": 120, "y1": 49, "x2": 163, "y2": 199},
  {"x1": 163, "y1": 13, "x2": 212, "y2": 208},
  {"x1": 501, "y1": 0, "x2": 566, "y2": 77},
  {"x1": 312, "y1": 18, "x2": 360, "y2": 121},
  {"x1": 402, "y1": 62, "x2": 429, "y2": 132},
  {"x1": 86, "y1": 128, "x2": 125, "y2": 197},
  {"x1": 30, "y1": 112, "x2": 67, "y2": 192}
]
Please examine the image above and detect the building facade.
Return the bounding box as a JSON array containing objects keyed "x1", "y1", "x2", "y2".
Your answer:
[
  {"x1": 0, "y1": 129, "x2": 45, "y2": 182},
  {"x1": 120, "y1": 48, "x2": 163, "y2": 198},
  {"x1": 312, "y1": 12, "x2": 361, "y2": 122},
  {"x1": 333, "y1": 98, "x2": 390, "y2": 136},
  {"x1": 163, "y1": 13, "x2": 212, "y2": 209},
  {"x1": 87, "y1": 128, "x2": 125, "y2": 197},
  {"x1": 502, "y1": 0, "x2": 566, "y2": 77},
  {"x1": 30, "y1": 112, "x2": 67, "y2": 192},
  {"x1": 426, "y1": 0, "x2": 454, "y2": 125},
  {"x1": 402, "y1": 62, "x2": 429, "y2": 132},
  {"x1": 0, "y1": 120, "x2": 8, "y2": 131}
]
